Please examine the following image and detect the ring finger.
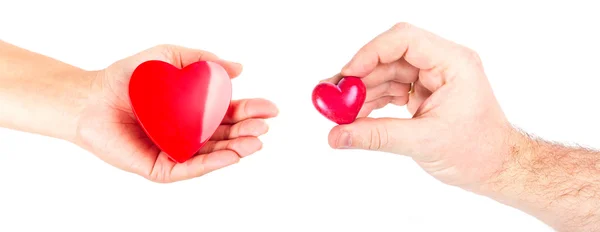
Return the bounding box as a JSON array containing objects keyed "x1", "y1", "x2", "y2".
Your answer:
[{"x1": 357, "y1": 95, "x2": 408, "y2": 117}]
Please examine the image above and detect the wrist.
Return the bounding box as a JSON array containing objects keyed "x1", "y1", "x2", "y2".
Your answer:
[
  {"x1": 478, "y1": 128, "x2": 600, "y2": 231},
  {"x1": 0, "y1": 41, "x2": 97, "y2": 144},
  {"x1": 56, "y1": 69, "x2": 97, "y2": 143},
  {"x1": 477, "y1": 127, "x2": 535, "y2": 196},
  {"x1": 476, "y1": 129, "x2": 554, "y2": 224},
  {"x1": 0, "y1": 67, "x2": 96, "y2": 143},
  {"x1": 26, "y1": 68, "x2": 96, "y2": 143}
]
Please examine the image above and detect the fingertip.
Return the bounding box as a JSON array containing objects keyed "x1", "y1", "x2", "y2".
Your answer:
[
  {"x1": 231, "y1": 61, "x2": 243, "y2": 75},
  {"x1": 214, "y1": 59, "x2": 243, "y2": 78},
  {"x1": 341, "y1": 65, "x2": 353, "y2": 76},
  {"x1": 328, "y1": 118, "x2": 380, "y2": 150},
  {"x1": 260, "y1": 120, "x2": 269, "y2": 134},
  {"x1": 262, "y1": 121, "x2": 270, "y2": 134},
  {"x1": 246, "y1": 98, "x2": 278, "y2": 117},
  {"x1": 341, "y1": 58, "x2": 354, "y2": 74},
  {"x1": 320, "y1": 73, "x2": 344, "y2": 84},
  {"x1": 247, "y1": 119, "x2": 269, "y2": 136},
  {"x1": 230, "y1": 137, "x2": 263, "y2": 158},
  {"x1": 342, "y1": 51, "x2": 377, "y2": 77},
  {"x1": 357, "y1": 103, "x2": 373, "y2": 118},
  {"x1": 341, "y1": 55, "x2": 361, "y2": 75},
  {"x1": 258, "y1": 98, "x2": 279, "y2": 117},
  {"x1": 328, "y1": 126, "x2": 352, "y2": 149},
  {"x1": 270, "y1": 103, "x2": 280, "y2": 116},
  {"x1": 327, "y1": 129, "x2": 338, "y2": 149},
  {"x1": 257, "y1": 139, "x2": 264, "y2": 151},
  {"x1": 224, "y1": 98, "x2": 279, "y2": 124}
]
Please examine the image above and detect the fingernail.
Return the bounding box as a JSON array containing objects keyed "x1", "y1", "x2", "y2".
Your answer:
[
  {"x1": 338, "y1": 132, "x2": 352, "y2": 148},
  {"x1": 250, "y1": 123, "x2": 267, "y2": 136}
]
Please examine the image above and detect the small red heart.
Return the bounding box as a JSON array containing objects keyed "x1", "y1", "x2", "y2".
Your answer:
[
  {"x1": 129, "y1": 60, "x2": 232, "y2": 163},
  {"x1": 312, "y1": 76, "x2": 366, "y2": 125}
]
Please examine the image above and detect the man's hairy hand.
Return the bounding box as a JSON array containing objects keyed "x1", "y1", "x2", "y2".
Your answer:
[
  {"x1": 486, "y1": 132, "x2": 600, "y2": 231},
  {"x1": 322, "y1": 22, "x2": 512, "y2": 189},
  {"x1": 322, "y1": 23, "x2": 600, "y2": 231}
]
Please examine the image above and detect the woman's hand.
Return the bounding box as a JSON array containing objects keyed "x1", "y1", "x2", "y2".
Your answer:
[{"x1": 76, "y1": 45, "x2": 278, "y2": 183}]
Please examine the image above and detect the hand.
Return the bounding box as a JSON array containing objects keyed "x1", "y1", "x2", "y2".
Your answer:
[
  {"x1": 322, "y1": 23, "x2": 516, "y2": 190},
  {"x1": 75, "y1": 45, "x2": 278, "y2": 183}
]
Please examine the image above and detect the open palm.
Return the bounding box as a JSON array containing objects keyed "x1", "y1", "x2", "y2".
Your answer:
[{"x1": 75, "y1": 45, "x2": 278, "y2": 183}]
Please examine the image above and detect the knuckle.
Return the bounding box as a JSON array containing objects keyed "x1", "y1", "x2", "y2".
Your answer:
[
  {"x1": 379, "y1": 97, "x2": 392, "y2": 108},
  {"x1": 153, "y1": 44, "x2": 177, "y2": 63},
  {"x1": 388, "y1": 62, "x2": 400, "y2": 80},
  {"x1": 382, "y1": 81, "x2": 392, "y2": 95},
  {"x1": 392, "y1": 22, "x2": 413, "y2": 32},
  {"x1": 202, "y1": 142, "x2": 215, "y2": 153},
  {"x1": 147, "y1": 170, "x2": 170, "y2": 184},
  {"x1": 226, "y1": 140, "x2": 237, "y2": 151},
  {"x1": 152, "y1": 44, "x2": 175, "y2": 54},
  {"x1": 231, "y1": 100, "x2": 249, "y2": 123},
  {"x1": 151, "y1": 178, "x2": 169, "y2": 184},
  {"x1": 223, "y1": 125, "x2": 233, "y2": 139},
  {"x1": 388, "y1": 82, "x2": 408, "y2": 96},
  {"x1": 368, "y1": 125, "x2": 389, "y2": 150},
  {"x1": 460, "y1": 47, "x2": 483, "y2": 67},
  {"x1": 234, "y1": 120, "x2": 247, "y2": 137},
  {"x1": 392, "y1": 96, "x2": 409, "y2": 106},
  {"x1": 154, "y1": 44, "x2": 174, "y2": 50},
  {"x1": 368, "y1": 129, "x2": 377, "y2": 150},
  {"x1": 242, "y1": 100, "x2": 251, "y2": 119}
]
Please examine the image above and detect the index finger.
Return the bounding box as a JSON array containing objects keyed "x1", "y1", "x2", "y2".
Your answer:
[
  {"x1": 222, "y1": 98, "x2": 279, "y2": 124},
  {"x1": 341, "y1": 23, "x2": 462, "y2": 77},
  {"x1": 319, "y1": 73, "x2": 344, "y2": 84}
]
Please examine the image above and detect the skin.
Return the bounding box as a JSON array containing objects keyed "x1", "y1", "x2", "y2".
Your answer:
[
  {"x1": 0, "y1": 41, "x2": 278, "y2": 183},
  {"x1": 1, "y1": 23, "x2": 599, "y2": 231},
  {"x1": 322, "y1": 23, "x2": 600, "y2": 231}
]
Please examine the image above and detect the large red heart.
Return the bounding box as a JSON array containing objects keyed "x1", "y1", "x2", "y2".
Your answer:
[
  {"x1": 129, "y1": 60, "x2": 232, "y2": 163},
  {"x1": 312, "y1": 76, "x2": 366, "y2": 124}
]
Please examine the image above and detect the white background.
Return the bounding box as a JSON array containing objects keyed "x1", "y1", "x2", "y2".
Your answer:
[{"x1": 1, "y1": 1, "x2": 598, "y2": 231}]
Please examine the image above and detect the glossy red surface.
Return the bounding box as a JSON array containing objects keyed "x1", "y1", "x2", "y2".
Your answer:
[
  {"x1": 129, "y1": 60, "x2": 232, "y2": 163},
  {"x1": 312, "y1": 76, "x2": 366, "y2": 125}
]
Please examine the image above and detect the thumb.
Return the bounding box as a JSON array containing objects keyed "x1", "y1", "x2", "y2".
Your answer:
[{"x1": 328, "y1": 117, "x2": 423, "y2": 155}]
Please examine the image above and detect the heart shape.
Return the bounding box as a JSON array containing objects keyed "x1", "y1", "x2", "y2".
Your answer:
[
  {"x1": 312, "y1": 76, "x2": 366, "y2": 124},
  {"x1": 129, "y1": 60, "x2": 232, "y2": 163}
]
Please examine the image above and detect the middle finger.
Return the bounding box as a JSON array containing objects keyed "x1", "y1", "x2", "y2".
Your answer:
[
  {"x1": 361, "y1": 59, "x2": 419, "y2": 88},
  {"x1": 211, "y1": 119, "x2": 268, "y2": 141}
]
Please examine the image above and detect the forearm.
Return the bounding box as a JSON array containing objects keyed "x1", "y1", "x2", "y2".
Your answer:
[
  {"x1": 0, "y1": 40, "x2": 93, "y2": 142},
  {"x1": 482, "y1": 129, "x2": 600, "y2": 231}
]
